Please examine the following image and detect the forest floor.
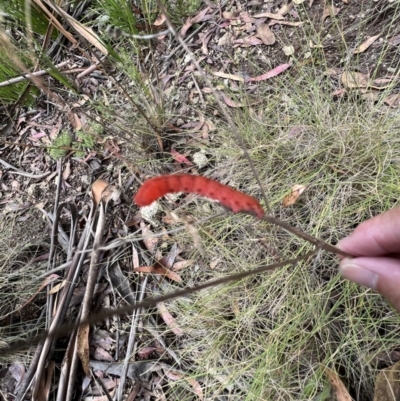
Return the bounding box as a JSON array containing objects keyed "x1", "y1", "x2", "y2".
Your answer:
[{"x1": 1, "y1": 1, "x2": 400, "y2": 400}]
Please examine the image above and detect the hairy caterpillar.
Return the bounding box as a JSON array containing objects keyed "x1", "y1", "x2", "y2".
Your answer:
[{"x1": 134, "y1": 174, "x2": 265, "y2": 218}]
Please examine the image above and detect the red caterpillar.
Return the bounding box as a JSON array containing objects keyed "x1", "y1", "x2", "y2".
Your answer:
[{"x1": 134, "y1": 174, "x2": 265, "y2": 218}]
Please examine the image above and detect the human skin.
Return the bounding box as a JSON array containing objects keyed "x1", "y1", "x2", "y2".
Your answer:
[{"x1": 337, "y1": 207, "x2": 400, "y2": 312}]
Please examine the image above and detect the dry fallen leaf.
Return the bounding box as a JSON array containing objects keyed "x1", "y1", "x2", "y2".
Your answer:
[
  {"x1": 171, "y1": 148, "x2": 193, "y2": 166},
  {"x1": 278, "y1": 2, "x2": 293, "y2": 15},
  {"x1": 233, "y1": 36, "x2": 264, "y2": 46},
  {"x1": 353, "y1": 34, "x2": 380, "y2": 54},
  {"x1": 253, "y1": 12, "x2": 284, "y2": 19},
  {"x1": 91, "y1": 179, "x2": 109, "y2": 206},
  {"x1": 341, "y1": 71, "x2": 370, "y2": 88},
  {"x1": 361, "y1": 90, "x2": 380, "y2": 102},
  {"x1": 282, "y1": 184, "x2": 307, "y2": 207},
  {"x1": 283, "y1": 45, "x2": 295, "y2": 56},
  {"x1": 373, "y1": 360, "x2": 400, "y2": 401},
  {"x1": 269, "y1": 20, "x2": 304, "y2": 27},
  {"x1": 134, "y1": 264, "x2": 183, "y2": 283},
  {"x1": 287, "y1": 125, "x2": 309, "y2": 138},
  {"x1": 322, "y1": 5, "x2": 341, "y2": 22},
  {"x1": 213, "y1": 71, "x2": 245, "y2": 83},
  {"x1": 331, "y1": 88, "x2": 347, "y2": 98},
  {"x1": 181, "y1": 7, "x2": 211, "y2": 37},
  {"x1": 384, "y1": 94, "x2": 400, "y2": 108},
  {"x1": 163, "y1": 368, "x2": 204, "y2": 400},
  {"x1": 78, "y1": 323, "x2": 91, "y2": 376},
  {"x1": 246, "y1": 63, "x2": 291, "y2": 82},
  {"x1": 157, "y1": 302, "x2": 184, "y2": 336},
  {"x1": 388, "y1": 34, "x2": 400, "y2": 46},
  {"x1": 324, "y1": 68, "x2": 342, "y2": 77},
  {"x1": 323, "y1": 366, "x2": 353, "y2": 401},
  {"x1": 256, "y1": 23, "x2": 276, "y2": 45},
  {"x1": 140, "y1": 221, "x2": 159, "y2": 252},
  {"x1": 219, "y1": 92, "x2": 245, "y2": 108},
  {"x1": 153, "y1": 13, "x2": 166, "y2": 26}
]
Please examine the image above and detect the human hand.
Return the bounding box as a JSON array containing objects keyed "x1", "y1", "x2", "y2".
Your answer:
[{"x1": 337, "y1": 207, "x2": 400, "y2": 312}]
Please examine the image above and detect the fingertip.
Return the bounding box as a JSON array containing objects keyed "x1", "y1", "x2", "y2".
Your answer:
[
  {"x1": 339, "y1": 258, "x2": 378, "y2": 290},
  {"x1": 340, "y1": 257, "x2": 400, "y2": 312}
]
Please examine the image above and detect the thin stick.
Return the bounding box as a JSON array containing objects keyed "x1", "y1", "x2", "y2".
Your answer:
[
  {"x1": 260, "y1": 214, "x2": 353, "y2": 258},
  {"x1": 156, "y1": 2, "x2": 272, "y2": 215},
  {"x1": 0, "y1": 251, "x2": 315, "y2": 357}
]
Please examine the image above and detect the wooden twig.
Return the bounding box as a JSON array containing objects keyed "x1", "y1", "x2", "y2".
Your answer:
[{"x1": 1, "y1": 250, "x2": 316, "y2": 357}]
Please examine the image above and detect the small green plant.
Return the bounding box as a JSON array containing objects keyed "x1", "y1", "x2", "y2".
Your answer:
[
  {"x1": 72, "y1": 130, "x2": 97, "y2": 157},
  {"x1": 48, "y1": 131, "x2": 72, "y2": 159}
]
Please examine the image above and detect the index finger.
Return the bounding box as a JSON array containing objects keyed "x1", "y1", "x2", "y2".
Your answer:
[{"x1": 337, "y1": 207, "x2": 400, "y2": 256}]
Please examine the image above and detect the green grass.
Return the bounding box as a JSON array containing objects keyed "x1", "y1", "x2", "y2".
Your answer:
[{"x1": 160, "y1": 64, "x2": 400, "y2": 400}]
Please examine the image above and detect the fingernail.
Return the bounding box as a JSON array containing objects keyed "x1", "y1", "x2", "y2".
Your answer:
[{"x1": 340, "y1": 258, "x2": 378, "y2": 289}]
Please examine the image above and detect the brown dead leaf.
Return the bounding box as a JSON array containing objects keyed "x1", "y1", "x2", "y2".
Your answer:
[
  {"x1": 62, "y1": 161, "x2": 71, "y2": 181},
  {"x1": 353, "y1": 34, "x2": 380, "y2": 54},
  {"x1": 8, "y1": 363, "x2": 25, "y2": 387},
  {"x1": 253, "y1": 12, "x2": 284, "y2": 19},
  {"x1": 219, "y1": 92, "x2": 244, "y2": 107},
  {"x1": 233, "y1": 36, "x2": 263, "y2": 46},
  {"x1": 331, "y1": 88, "x2": 347, "y2": 98},
  {"x1": 210, "y1": 258, "x2": 222, "y2": 269},
  {"x1": 278, "y1": 2, "x2": 293, "y2": 16},
  {"x1": 37, "y1": 361, "x2": 55, "y2": 401},
  {"x1": 389, "y1": 34, "x2": 400, "y2": 46},
  {"x1": 102, "y1": 183, "x2": 121, "y2": 203},
  {"x1": 323, "y1": 366, "x2": 353, "y2": 401},
  {"x1": 163, "y1": 368, "x2": 203, "y2": 400},
  {"x1": 384, "y1": 94, "x2": 400, "y2": 108},
  {"x1": 361, "y1": 90, "x2": 380, "y2": 102},
  {"x1": 287, "y1": 125, "x2": 309, "y2": 137},
  {"x1": 181, "y1": 7, "x2": 211, "y2": 37},
  {"x1": 256, "y1": 23, "x2": 276, "y2": 45},
  {"x1": 322, "y1": 5, "x2": 341, "y2": 22},
  {"x1": 222, "y1": 11, "x2": 237, "y2": 20},
  {"x1": 140, "y1": 221, "x2": 158, "y2": 252},
  {"x1": 16, "y1": 274, "x2": 60, "y2": 313},
  {"x1": 134, "y1": 264, "x2": 182, "y2": 283},
  {"x1": 93, "y1": 347, "x2": 114, "y2": 362},
  {"x1": 172, "y1": 260, "x2": 194, "y2": 271},
  {"x1": 91, "y1": 179, "x2": 109, "y2": 206},
  {"x1": 324, "y1": 68, "x2": 342, "y2": 77},
  {"x1": 43, "y1": 0, "x2": 108, "y2": 55},
  {"x1": 154, "y1": 13, "x2": 166, "y2": 26},
  {"x1": 213, "y1": 71, "x2": 245, "y2": 83},
  {"x1": 246, "y1": 63, "x2": 291, "y2": 82},
  {"x1": 157, "y1": 302, "x2": 184, "y2": 336},
  {"x1": 341, "y1": 71, "x2": 370, "y2": 88},
  {"x1": 186, "y1": 377, "x2": 204, "y2": 400},
  {"x1": 78, "y1": 323, "x2": 91, "y2": 376},
  {"x1": 138, "y1": 346, "x2": 164, "y2": 359},
  {"x1": 282, "y1": 184, "x2": 307, "y2": 207},
  {"x1": 48, "y1": 280, "x2": 67, "y2": 295},
  {"x1": 268, "y1": 20, "x2": 304, "y2": 27}
]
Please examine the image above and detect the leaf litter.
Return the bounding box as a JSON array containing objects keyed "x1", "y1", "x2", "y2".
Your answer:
[{"x1": 2, "y1": 0, "x2": 400, "y2": 399}]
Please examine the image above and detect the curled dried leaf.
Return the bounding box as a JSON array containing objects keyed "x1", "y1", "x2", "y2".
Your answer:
[
  {"x1": 353, "y1": 34, "x2": 380, "y2": 54},
  {"x1": 341, "y1": 71, "x2": 370, "y2": 88},
  {"x1": 91, "y1": 179, "x2": 109, "y2": 205},
  {"x1": 256, "y1": 23, "x2": 276, "y2": 45},
  {"x1": 283, "y1": 184, "x2": 307, "y2": 207}
]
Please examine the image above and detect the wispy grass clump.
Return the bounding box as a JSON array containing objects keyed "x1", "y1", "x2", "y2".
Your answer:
[{"x1": 165, "y1": 66, "x2": 400, "y2": 400}]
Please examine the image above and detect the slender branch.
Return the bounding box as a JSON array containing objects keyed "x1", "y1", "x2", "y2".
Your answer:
[
  {"x1": 260, "y1": 214, "x2": 354, "y2": 258},
  {"x1": 0, "y1": 251, "x2": 315, "y2": 357},
  {"x1": 156, "y1": 2, "x2": 272, "y2": 214}
]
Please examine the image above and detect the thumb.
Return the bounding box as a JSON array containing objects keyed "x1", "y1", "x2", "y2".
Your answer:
[{"x1": 339, "y1": 257, "x2": 400, "y2": 312}]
